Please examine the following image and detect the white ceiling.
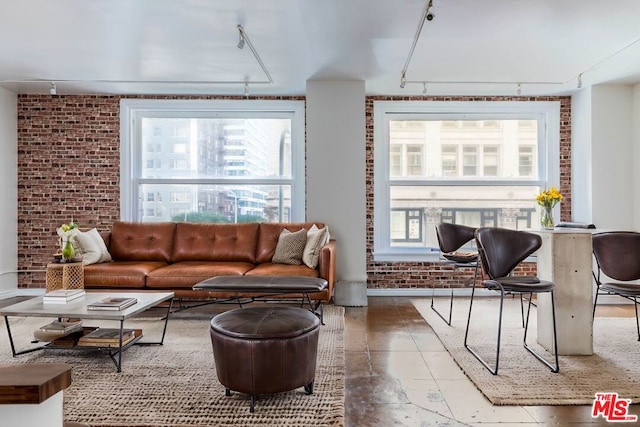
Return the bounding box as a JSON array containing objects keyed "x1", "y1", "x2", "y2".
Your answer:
[{"x1": 2, "y1": 0, "x2": 640, "y2": 97}]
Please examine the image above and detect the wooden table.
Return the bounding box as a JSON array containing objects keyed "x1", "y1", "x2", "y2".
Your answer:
[{"x1": 0, "y1": 363, "x2": 72, "y2": 427}]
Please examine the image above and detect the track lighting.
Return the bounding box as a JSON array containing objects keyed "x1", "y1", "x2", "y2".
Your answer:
[
  {"x1": 516, "y1": 83, "x2": 522, "y2": 96},
  {"x1": 422, "y1": 82, "x2": 428, "y2": 94},
  {"x1": 426, "y1": 0, "x2": 435, "y2": 21},
  {"x1": 244, "y1": 83, "x2": 249, "y2": 97},
  {"x1": 577, "y1": 73, "x2": 583, "y2": 89},
  {"x1": 237, "y1": 25, "x2": 245, "y2": 49},
  {"x1": 49, "y1": 82, "x2": 56, "y2": 95}
]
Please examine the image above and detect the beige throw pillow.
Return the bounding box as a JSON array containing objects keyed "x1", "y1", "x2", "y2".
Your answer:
[
  {"x1": 75, "y1": 228, "x2": 112, "y2": 265},
  {"x1": 303, "y1": 225, "x2": 329, "y2": 268},
  {"x1": 272, "y1": 228, "x2": 308, "y2": 265}
]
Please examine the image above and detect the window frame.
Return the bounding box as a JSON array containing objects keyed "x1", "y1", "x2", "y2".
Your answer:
[
  {"x1": 373, "y1": 100, "x2": 560, "y2": 262},
  {"x1": 120, "y1": 99, "x2": 306, "y2": 222}
]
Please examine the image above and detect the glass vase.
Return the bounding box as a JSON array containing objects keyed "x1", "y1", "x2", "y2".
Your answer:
[
  {"x1": 540, "y1": 206, "x2": 554, "y2": 230},
  {"x1": 61, "y1": 239, "x2": 75, "y2": 262}
]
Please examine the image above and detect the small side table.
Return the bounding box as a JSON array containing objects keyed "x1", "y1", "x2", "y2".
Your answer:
[{"x1": 46, "y1": 262, "x2": 84, "y2": 292}]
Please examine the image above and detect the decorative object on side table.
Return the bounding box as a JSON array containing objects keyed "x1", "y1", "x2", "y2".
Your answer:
[
  {"x1": 536, "y1": 187, "x2": 563, "y2": 229},
  {"x1": 56, "y1": 221, "x2": 80, "y2": 262}
]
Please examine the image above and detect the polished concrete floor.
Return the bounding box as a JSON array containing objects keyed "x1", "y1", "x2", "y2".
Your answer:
[{"x1": 344, "y1": 297, "x2": 640, "y2": 426}]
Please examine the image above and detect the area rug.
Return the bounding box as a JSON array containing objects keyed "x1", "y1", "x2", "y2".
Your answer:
[
  {"x1": 0, "y1": 305, "x2": 345, "y2": 426},
  {"x1": 412, "y1": 297, "x2": 640, "y2": 406}
]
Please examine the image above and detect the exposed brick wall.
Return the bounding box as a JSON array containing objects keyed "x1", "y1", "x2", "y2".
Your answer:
[
  {"x1": 16, "y1": 95, "x2": 303, "y2": 288},
  {"x1": 365, "y1": 95, "x2": 572, "y2": 289},
  {"x1": 17, "y1": 94, "x2": 570, "y2": 291}
]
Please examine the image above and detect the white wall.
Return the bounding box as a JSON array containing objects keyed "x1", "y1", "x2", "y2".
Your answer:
[
  {"x1": 571, "y1": 89, "x2": 593, "y2": 223},
  {"x1": 633, "y1": 83, "x2": 640, "y2": 231},
  {"x1": 590, "y1": 85, "x2": 634, "y2": 230},
  {"x1": 0, "y1": 87, "x2": 18, "y2": 294},
  {"x1": 306, "y1": 81, "x2": 366, "y2": 282}
]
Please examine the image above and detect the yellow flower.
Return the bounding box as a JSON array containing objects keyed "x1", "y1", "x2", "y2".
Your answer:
[{"x1": 536, "y1": 187, "x2": 563, "y2": 208}]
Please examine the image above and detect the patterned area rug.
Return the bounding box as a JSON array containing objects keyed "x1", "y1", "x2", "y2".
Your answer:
[
  {"x1": 0, "y1": 304, "x2": 345, "y2": 426},
  {"x1": 413, "y1": 297, "x2": 640, "y2": 406}
]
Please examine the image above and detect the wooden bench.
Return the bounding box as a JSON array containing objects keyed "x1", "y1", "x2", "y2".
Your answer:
[{"x1": 193, "y1": 275, "x2": 328, "y2": 323}]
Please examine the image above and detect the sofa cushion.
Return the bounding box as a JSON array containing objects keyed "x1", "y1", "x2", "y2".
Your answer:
[
  {"x1": 255, "y1": 223, "x2": 325, "y2": 264},
  {"x1": 75, "y1": 228, "x2": 112, "y2": 265},
  {"x1": 109, "y1": 221, "x2": 176, "y2": 262},
  {"x1": 146, "y1": 261, "x2": 255, "y2": 289},
  {"x1": 172, "y1": 223, "x2": 258, "y2": 263},
  {"x1": 272, "y1": 228, "x2": 308, "y2": 265},
  {"x1": 83, "y1": 261, "x2": 168, "y2": 289},
  {"x1": 302, "y1": 225, "x2": 329, "y2": 268},
  {"x1": 246, "y1": 263, "x2": 320, "y2": 278}
]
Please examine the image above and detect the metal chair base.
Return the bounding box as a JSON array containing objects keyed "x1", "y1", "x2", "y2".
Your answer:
[{"x1": 464, "y1": 285, "x2": 560, "y2": 375}]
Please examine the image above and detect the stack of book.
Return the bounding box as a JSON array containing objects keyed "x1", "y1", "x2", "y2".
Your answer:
[
  {"x1": 42, "y1": 289, "x2": 86, "y2": 304},
  {"x1": 77, "y1": 328, "x2": 140, "y2": 348},
  {"x1": 33, "y1": 319, "x2": 83, "y2": 342},
  {"x1": 87, "y1": 297, "x2": 137, "y2": 311}
]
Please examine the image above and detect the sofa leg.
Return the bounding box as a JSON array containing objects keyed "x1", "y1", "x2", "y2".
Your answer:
[
  {"x1": 250, "y1": 395, "x2": 255, "y2": 413},
  {"x1": 225, "y1": 388, "x2": 231, "y2": 397}
]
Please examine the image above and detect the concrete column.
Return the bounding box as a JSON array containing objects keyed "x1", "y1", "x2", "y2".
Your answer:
[{"x1": 535, "y1": 229, "x2": 593, "y2": 355}]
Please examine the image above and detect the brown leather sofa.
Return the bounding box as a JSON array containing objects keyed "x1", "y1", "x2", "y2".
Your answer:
[{"x1": 83, "y1": 221, "x2": 336, "y2": 302}]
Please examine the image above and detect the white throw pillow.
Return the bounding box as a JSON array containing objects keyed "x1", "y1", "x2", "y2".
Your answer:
[
  {"x1": 75, "y1": 228, "x2": 112, "y2": 265},
  {"x1": 302, "y1": 225, "x2": 329, "y2": 269}
]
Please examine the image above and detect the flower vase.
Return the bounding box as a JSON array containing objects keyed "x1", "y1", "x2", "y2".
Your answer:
[
  {"x1": 61, "y1": 239, "x2": 75, "y2": 262},
  {"x1": 540, "y1": 206, "x2": 554, "y2": 230}
]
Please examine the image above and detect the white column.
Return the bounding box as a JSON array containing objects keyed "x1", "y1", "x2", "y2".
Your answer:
[{"x1": 535, "y1": 229, "x2": 593, "y2": 355}]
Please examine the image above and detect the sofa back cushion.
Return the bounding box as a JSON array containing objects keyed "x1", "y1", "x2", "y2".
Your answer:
[
  {"x1": 172, "y1": 222, "x2": 259, "y2": 263},
  {"x1": 109, "y1": 221, "x2": 176, "y2": 262},
  {"x1": 255, "y1": 223, "x2": 325, "y2": 264}
]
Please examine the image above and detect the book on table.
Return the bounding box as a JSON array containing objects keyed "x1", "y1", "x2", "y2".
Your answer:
[
  {"x1": 87, "y1": 297, "x2": 137, "y2": 311},
  {"x1": 42, "y1": 289, "x2": 86, "y2": 303},
  {"x1": 77, "y1": 328, "x2": 139, "y2": 347},
  {"x1": 33, "y1": 319, "x2": 83, "y2": 342}
]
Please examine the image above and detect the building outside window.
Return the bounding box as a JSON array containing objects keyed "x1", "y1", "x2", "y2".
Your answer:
[
  {"x1": 120, "y1": 99, "x2": 305, "y2": 223},
  {"x1": 373, "y1": 100, "x2": 560, "y2": 261}
]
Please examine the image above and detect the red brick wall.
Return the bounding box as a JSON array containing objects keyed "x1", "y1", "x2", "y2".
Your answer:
[
  {"x1": 365, "y1": 95, "x2": 572, "y2": 289},
  {"x1": 16, "y1": 95, "x2": 303, "y2": 288},
  {"x1": 17, "y1": 94, "x2": 570, "y2": 290}
]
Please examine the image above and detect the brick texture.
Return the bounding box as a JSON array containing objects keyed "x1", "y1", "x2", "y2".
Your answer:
[
  {"x1": 17, "y1": 94, "x2": 570, "y2": 291},
  {"x1": 364, "y1": 95, "x2": 572, "y2": 289}
]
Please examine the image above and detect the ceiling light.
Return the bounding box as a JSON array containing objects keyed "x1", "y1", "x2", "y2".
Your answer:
[
  {"x1": 237, "y1": 25, "x2": 245, "y2": 49},
  {"x1": 426, "y1": 0, "x2": 435, "y2": 21},
  {"x1": 422, "y1": 82, "x2": 428, "y2": 94},
  {"x1": 244, "y1": 83, "x2": 249, "y2": 97},
  {"x1": 49, "y1": 82, "x2": 56, "y2": 95},
  {"x1": 516, "y1": 83, "x2": 522, "y2": 96},
  {"x1": 577, "y1": 73, "x2": 583, "y2": 89}
]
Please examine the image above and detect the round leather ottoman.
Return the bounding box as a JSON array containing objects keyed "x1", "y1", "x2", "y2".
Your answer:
[{"x1": 209, "y1": 306, "x2": 321, "y2": 412}]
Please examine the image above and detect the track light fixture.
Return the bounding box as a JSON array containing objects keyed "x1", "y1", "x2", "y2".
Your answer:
[
  {"x1": 577, "y1": 73, "x2": 583, "y2": 89},
  {"x1": 237, "y1": 25, "x2": 245, "y2": 49},
  {"x1": 516, "y1": 83, "x2": 522, "y2": 96},
  {"x1": 422, "y1": 82, "x2": 428, "y2": 95},
  {"x1": 244, "y1": 83, "x2": 249, "y2": 97},
  {"x1": 426, "y1": 0, "x2": 435, "y2": 21},
  {"x1": 49, "y1": 82, "x2": 56, "y2": 95}
]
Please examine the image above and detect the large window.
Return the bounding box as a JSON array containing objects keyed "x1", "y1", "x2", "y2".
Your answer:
[
  {"x1": 374, "y1": 101, "x2": 560, "y2": 261},
  {"x1": 120, "y1": 100, "x2": 305, "y2": 223}
]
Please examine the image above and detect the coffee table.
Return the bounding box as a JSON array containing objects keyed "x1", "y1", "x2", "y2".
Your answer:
[{"x1": 0, "y1": 292, "x2": 174, "y2": 372}]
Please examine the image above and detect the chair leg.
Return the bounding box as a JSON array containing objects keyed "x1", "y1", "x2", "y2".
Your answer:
[
  {"x1": 465, "y1": 286, "x2": 504, "y2": 375},
  {"x1": 431, "y1": 286, "x2": 454, "y2": 326},
  {"x1": 634, "y1": 297, "x2": 640, "y2": 341},
  {"x1": 592, "y1": 284, "x2": 600, "y2": 319},
  {"x1": 523, "y1": 291, "x2": 560, "y2": 373}
]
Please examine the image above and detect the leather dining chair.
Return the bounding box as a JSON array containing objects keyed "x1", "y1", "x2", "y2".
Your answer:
[
  {"x1": 433, "y1": 223, "x2": 478, "y2": 325},
  {"x1": 464, "y1": 227, "x2": 559, "y2": 375},
  {"x1": 591, "y1": 231, "x2": 640, "y2": 341}
]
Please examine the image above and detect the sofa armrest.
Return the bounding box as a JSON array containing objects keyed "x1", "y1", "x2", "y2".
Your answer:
[{"x1": 318, "y1": 239, "x2": 336, "y2": 300}]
